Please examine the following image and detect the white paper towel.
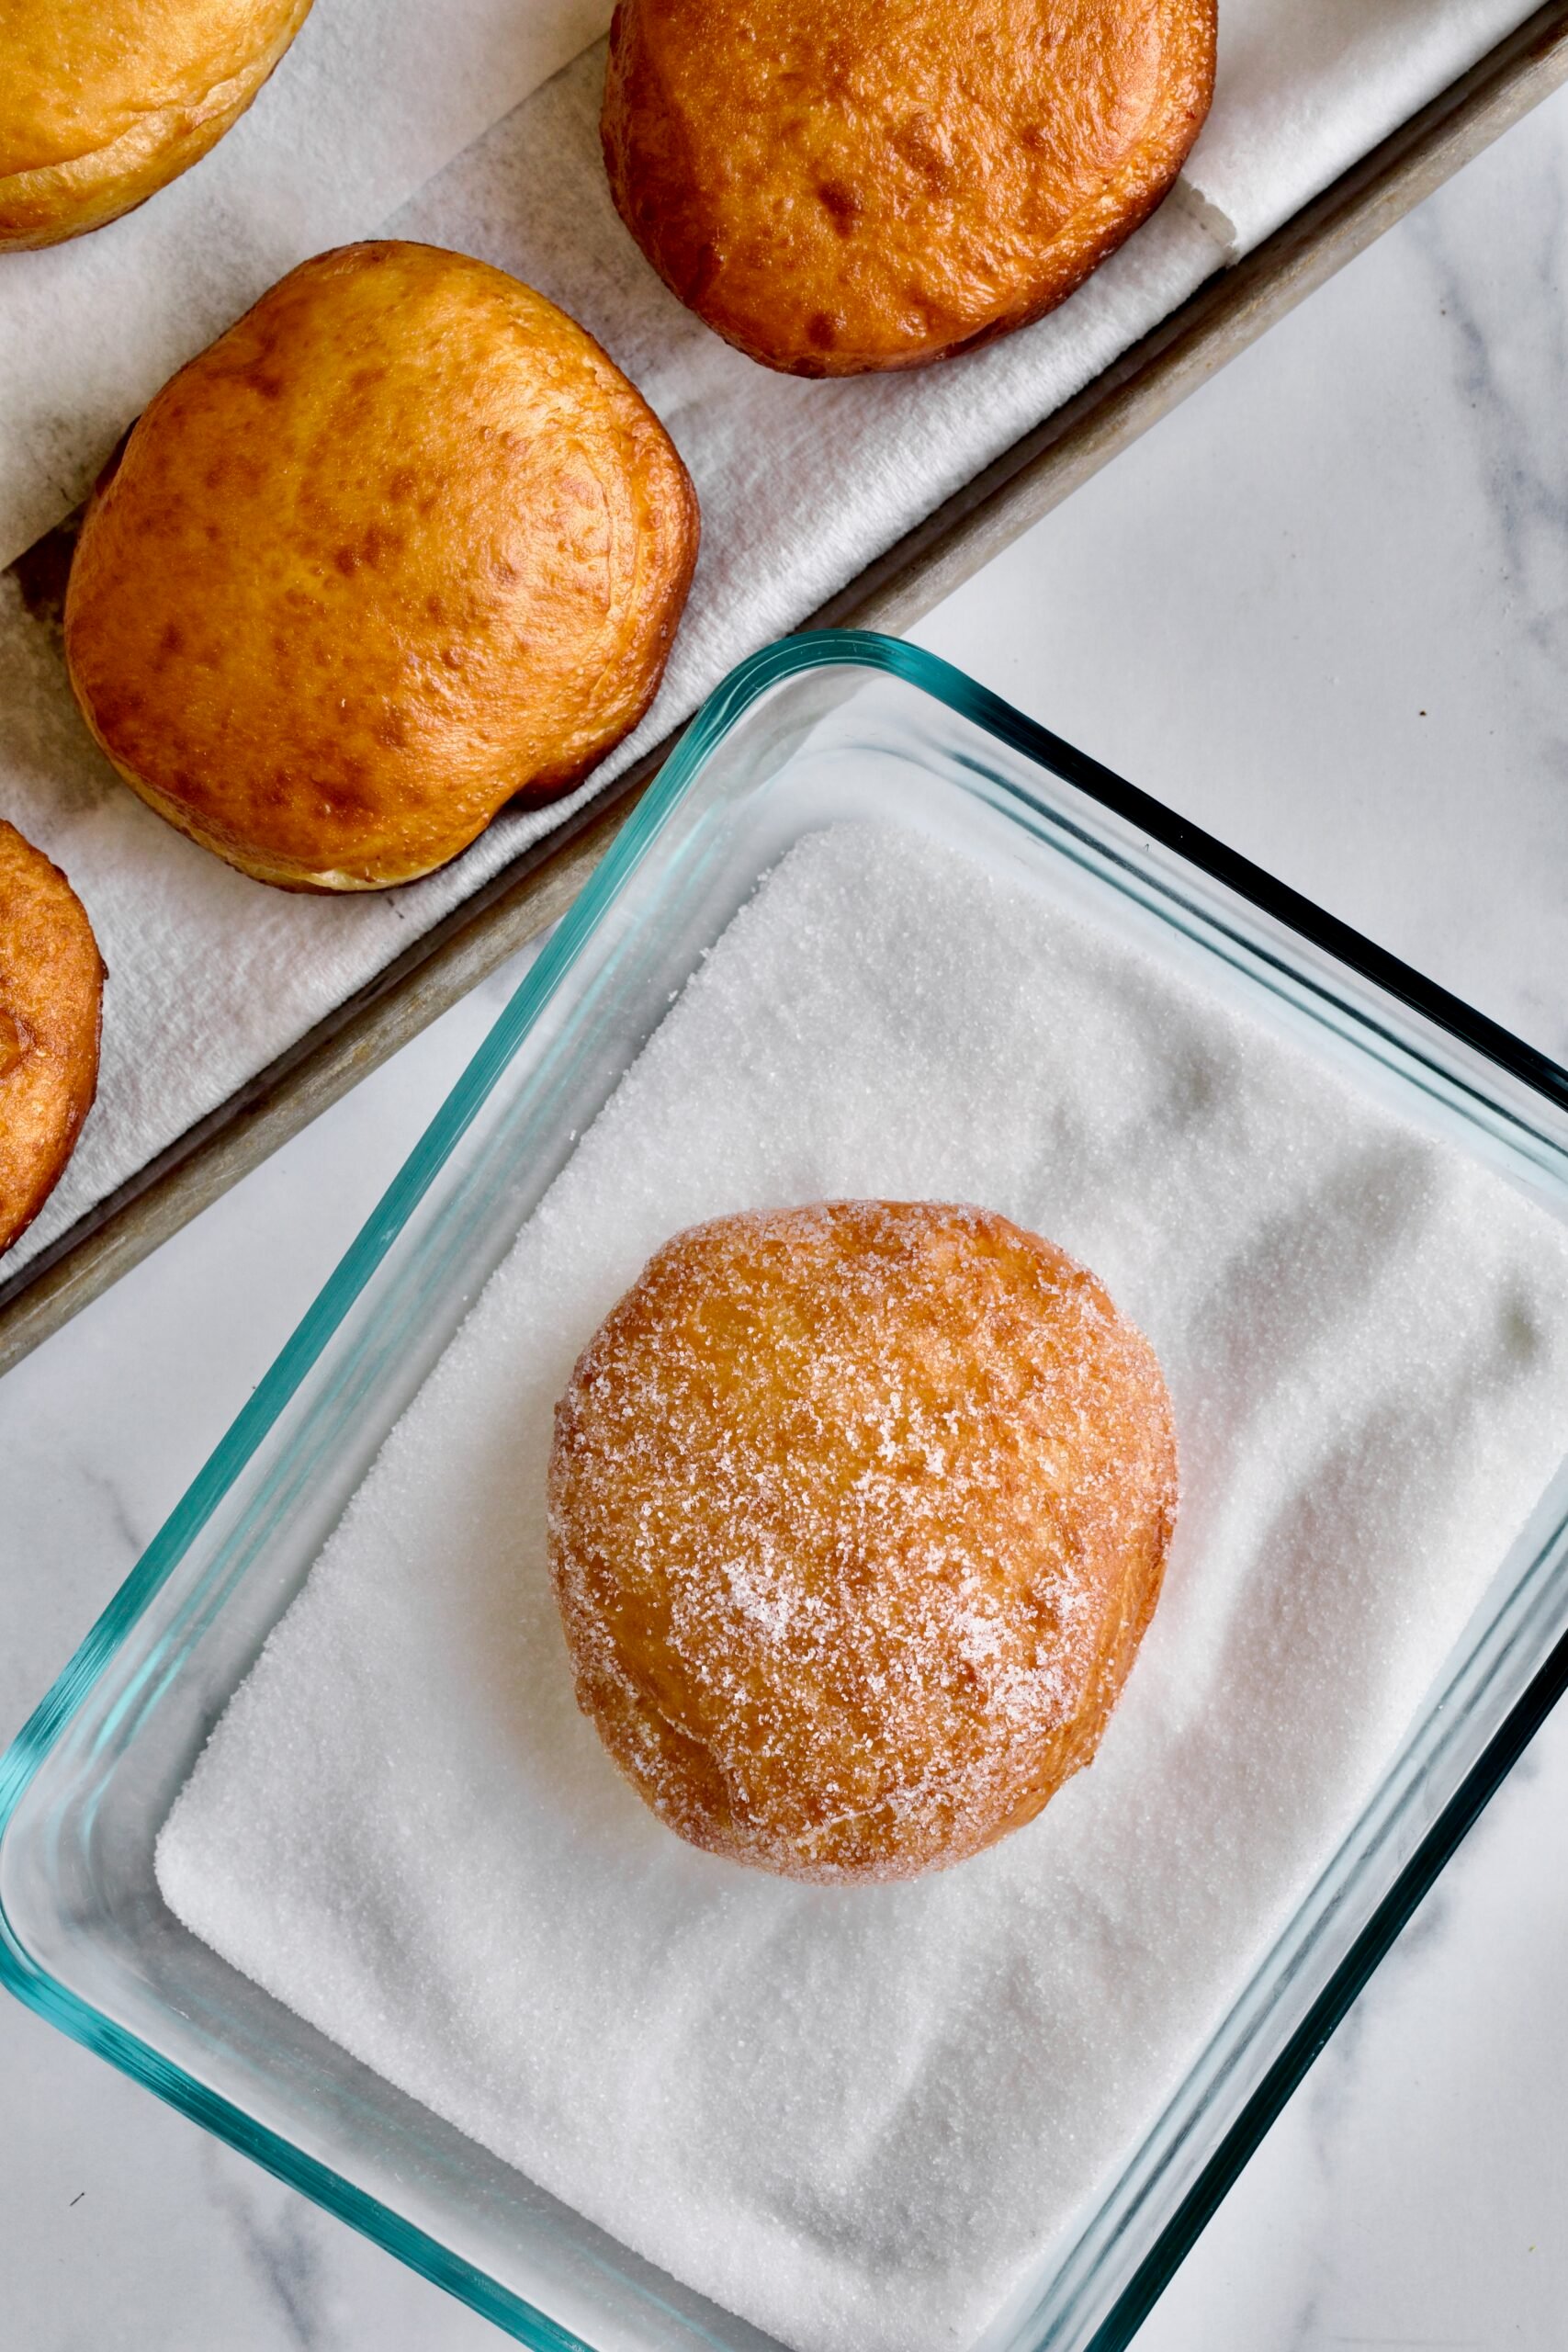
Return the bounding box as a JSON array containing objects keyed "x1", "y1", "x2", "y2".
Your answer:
[
  {"x1": 0, "y1": 1, "x2": 1545, "y2": 1283},
  {"x1": 0, "y1": 0, "x2": 1538, "y2": 573},
  {"x1": 1185, "y1": 0, "x2": 1539, "y2": 251}
]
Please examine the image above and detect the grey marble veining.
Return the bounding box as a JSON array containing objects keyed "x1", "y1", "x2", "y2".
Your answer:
[
  {"x1": 919, "y1": 79, "x2": 1568, "y2": 1070},
  {"x1": 6, "y1": 74, "x2": 1568, "y2": 2352}
]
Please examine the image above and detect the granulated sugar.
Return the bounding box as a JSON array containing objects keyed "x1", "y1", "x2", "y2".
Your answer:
[{"x1": 157, "y1": 822, "x2": 1568, "y2": 2352}]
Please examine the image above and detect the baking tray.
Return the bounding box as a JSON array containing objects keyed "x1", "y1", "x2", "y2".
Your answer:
[
  {"x1": 5, "y1": 631, "x2": 1568, "y2": 2352},
  {"x1": 4, "y1": 0, "x2": 1568, "y2": 1378}
]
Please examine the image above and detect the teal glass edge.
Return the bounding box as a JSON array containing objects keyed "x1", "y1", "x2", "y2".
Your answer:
[{"x1": 5, "y1": 626, "x2": 1568, "y2": 2352}]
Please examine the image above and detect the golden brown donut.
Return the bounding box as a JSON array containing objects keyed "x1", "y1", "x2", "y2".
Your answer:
[
  {"x1": 63, "y1": 243, "x2": 700, "y2": 892},
  {"x1": 549, "y1": 1201, "x2": 1178, "y2": 1883},
  {"x1": 603, "y1": 0, "x2": 1216, "y2": 377},
  {"x1": 0, "y1": 0, "x2": 314, "y2": 250},
  {"x1": 0, "y1": 822, "x2": 105, "y2": 1257}
]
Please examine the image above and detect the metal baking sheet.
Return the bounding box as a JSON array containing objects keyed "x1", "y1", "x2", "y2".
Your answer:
[{"x1": 5, "y1": 0, "x2": 1567, "y2": 1377}]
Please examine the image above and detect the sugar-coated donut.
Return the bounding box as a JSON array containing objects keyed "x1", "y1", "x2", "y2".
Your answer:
[
  {"x1": 0, "y1": 0, "x2": 313, "y2": 250},
  {"x1": 549, "y1": 1201, "x2": 1178, "y2": 1883},
  {"x1": 62, "y1": 243, "x2": 700, "y2": 892},
  {"x1": 602, "y1": 0, "x2": 1216, "y2": 376},
  {"x1": 0, "y1": 822, "x2": 105, "y2": 1258}
]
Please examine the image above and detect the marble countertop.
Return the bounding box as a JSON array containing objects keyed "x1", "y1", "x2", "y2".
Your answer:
[{"x1": 6, "y1": 75, "x2": 1568, "y2": 2352}]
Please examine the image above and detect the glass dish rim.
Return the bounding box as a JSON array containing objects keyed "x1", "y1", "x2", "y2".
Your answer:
[{"x1": 6, "y1": 625, "x2": 1568, "y2": 2352}]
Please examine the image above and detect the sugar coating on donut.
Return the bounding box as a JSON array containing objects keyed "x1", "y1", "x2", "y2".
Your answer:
[{"x1": 548, "y1": 1200, "x2": 1178, "y2": 1883}]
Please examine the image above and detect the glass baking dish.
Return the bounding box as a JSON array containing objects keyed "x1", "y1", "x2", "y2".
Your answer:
[{"x1": 6, "y1": 629, "x2": 1568, "y2": 2352}]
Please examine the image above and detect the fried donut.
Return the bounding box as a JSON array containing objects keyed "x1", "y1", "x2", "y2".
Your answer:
[
  {"x1": 603, "y1": 0, "x2": 1216, "y2": 377},
  {"x1": 0, "y1": 823, "x2": 105, "y2": 1257},
  {"x1": 63, "y1": 242, "x2": 700, "y2": 891},
  {"x1": 0, "y1": 0, "x2": 313, "y2": 250},
  {"x1": 549, "y1": 1201, "x2": 1178, "y2": 1883}
]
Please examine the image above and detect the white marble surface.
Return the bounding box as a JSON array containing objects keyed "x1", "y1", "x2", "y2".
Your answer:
[{"x1": 6, "y1": 74, "x2": 1568, "y2": 2352}]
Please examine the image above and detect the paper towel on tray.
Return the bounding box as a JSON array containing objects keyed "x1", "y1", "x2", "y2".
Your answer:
[
  {"x1": 1185, "y1": 0, "x2": 1540, "y2": 252},
  {"x1": 0, "y1": 0, "x2": 1538, "y2": 576},
  {"x1": 0, "y1": 1, "x2": 1545, "y2": 1282}
]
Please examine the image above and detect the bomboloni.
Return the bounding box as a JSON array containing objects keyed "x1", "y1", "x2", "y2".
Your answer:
[
  {"x1": 0, "y1": 0, "x2": 314, "y2": 249},
  {"x1": 549, "y1": 1199, "x2": 1179, "y2": 1883},
  {"x1": 602, "y1": 0, "x2": 1216, "y2": 375},
  {"x1": 64, "y1": 242, "x2": 700, "y2": 891},
  {"x1": 0, "y1": 822, "x2": 105, "y2": 1257}
]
